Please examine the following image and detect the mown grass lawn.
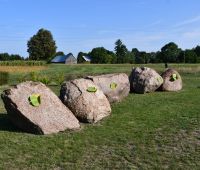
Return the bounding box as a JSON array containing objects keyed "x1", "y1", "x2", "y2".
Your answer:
[{"x1": 0, "y1": 64, "x2": 199, "y2": 169}]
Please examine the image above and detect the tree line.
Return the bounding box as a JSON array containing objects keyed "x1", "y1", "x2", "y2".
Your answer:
[
  {"x1": 0, "y1": 53, "x2": 24, "y2": 61},
  {"x1": 78, "y1": 40, "x2": 200, "y2": 64},
  {"x1": 1, "y1": 28, "x2": 200, "y2": 64}
]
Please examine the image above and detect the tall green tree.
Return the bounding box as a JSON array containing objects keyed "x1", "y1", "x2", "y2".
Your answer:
[
  {"x1": 27, "y1": 28, "x2": 57, "y2": 61},
  {"x1": 177, "y1": 50, "x2": 186, "y2": 63},
  {"x1": 0, "y1": 53, "x2": 23, "y2": 60},
  {"x1": 184, "y1": 49, "x2": 198, "y2": 63},
  {"x1": 194, "y1": 45, "x2": 200, "y2": 56},
  {"x1": 148, "y1": 52, "x2": 157, "y2": 63},
  {"x1": 0, "y1": 53, "x2": 10, "y2": 60},
  {"x1": 135, "y1": 51, "x2": 150, "y2": 64},
  {"x1": 114, "y1": 39, "x2": 128, "y2": 63},
  {"x1": 10, "y1": 54, "x2": 23, "y2": 60},
  {"x1": 125, "y1": 51, "x2": 135, "y2": 64},
  {"x1": 131, "y1": 48, "x2": 139, "y2": 56},
  {"x1": 55, "y1": 51, "x2": 65, "y2": 56},
  {"x1": 194, "y1": 45, "x2": 200, "y2": 62},
  {"x1": 161, "y1": 42, "x2": 181, "y2": 63},
  {"x1": 89, "y1": 47, "x2": 116, "y2": 64}
]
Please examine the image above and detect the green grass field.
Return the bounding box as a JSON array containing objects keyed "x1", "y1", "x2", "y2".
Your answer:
[{"x1": 0, "y1": 64, "x2": 200, "y2": 169}]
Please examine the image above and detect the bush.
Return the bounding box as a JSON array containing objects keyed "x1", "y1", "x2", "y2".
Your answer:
[
  {"x1": 38, "y1": 76, "x2": 51, "y2": 85},
  {"x1": 0, "y1": 72, "x2": 9, "y2": 85},
  {"x1": 56, "y1": 73, "x2": 65, "y2": 85},
  {"x1": 29, "y1": 72, "x2": 39, "y2": 82},
  {"x1": 17, "y1": 72, "x2": 102, "y2": 86},
  {"x1": 28, "y1": 72, "x2": 51, "y2": 85}
]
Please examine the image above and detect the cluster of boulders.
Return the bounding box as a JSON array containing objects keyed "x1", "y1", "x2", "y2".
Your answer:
[
  {"x1": 1, "y1": 67, "x2": 182, "y2": 135},
  {"x1": 130, "y1": 67, "x2": 182, "y2": 93}
]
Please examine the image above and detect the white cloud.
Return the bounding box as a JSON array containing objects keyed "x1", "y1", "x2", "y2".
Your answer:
[
  {"x1": 145, "y1": 20, "x2": 162, "y2": 28},
  {"x1": 182, "y1": 30, "x2": 200, "y2": 39},
  {"x1": 174, "y1": 15, "x2": 200, "y2": 27}
]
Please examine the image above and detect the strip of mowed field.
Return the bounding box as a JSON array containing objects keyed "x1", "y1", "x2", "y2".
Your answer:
[
  {"x1": 0, "y1": 66, "x2": 47, "y2": 73},
  {"x1": 0, "y1": 64, "x2": 199, "y2": 169}
]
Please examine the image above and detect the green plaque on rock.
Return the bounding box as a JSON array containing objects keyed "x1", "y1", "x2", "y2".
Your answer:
[
  {"x1": 29, "y1": 94, "x2": 41, "y2": 107},
  {"x1": 170, "y1": 74, "x2": 177, "y2": 81},
  {"x1": 87, "y1": 86, "x2": 97, "y2": 93},
  {"x1": 110, "y1": 82, "x2": 117, "y2": 90}
]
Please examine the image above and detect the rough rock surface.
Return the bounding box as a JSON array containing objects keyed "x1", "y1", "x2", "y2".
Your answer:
[
  {"x1": 86, "y1": 73, "x2": 130, "y2": 103},
  {"x1": 160, "y1": 68, "x2": 182, "y2": 91},
  {"x1": 60, "y1": 78, "x2": 111, "y2": 123},
  {"x1": 130, "y1": 67, "x2": 163, "y2": 93},
  {"x1": 1, "y1": 81, "x2": 80, "y2": 135}
]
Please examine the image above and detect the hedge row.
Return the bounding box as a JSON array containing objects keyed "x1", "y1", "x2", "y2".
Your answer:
[{"x1": 0, "y1": 60, "x2": 46, "y2": 66}]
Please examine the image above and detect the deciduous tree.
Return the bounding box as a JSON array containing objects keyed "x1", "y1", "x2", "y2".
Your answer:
[
  {"x1": 27, "y1": 28, "x2": 57, "y2": 61},
  {"x1": 161, "y1": 42, "x2": 181, "y2": 63},
  {"x1": 89, "y1": 47, "x2": 116, "y2": 64}
]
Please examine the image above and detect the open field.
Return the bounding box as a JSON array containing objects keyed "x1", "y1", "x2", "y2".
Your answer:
[
  {"x1": 0, "y1": 64, "x2": 199, "y2": 169},
  {"x1": 0, "y1": 66, "x2": 47, "y2": 73}
]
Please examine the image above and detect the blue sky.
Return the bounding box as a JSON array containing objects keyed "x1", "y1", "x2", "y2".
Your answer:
[{"x1": 0, "y1": 0, "x2": 200, "y2": 57}]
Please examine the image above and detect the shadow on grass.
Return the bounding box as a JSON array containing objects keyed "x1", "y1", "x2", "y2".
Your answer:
[{"x1": 0, "y1": 113, "x2": 21, "y2": 133}]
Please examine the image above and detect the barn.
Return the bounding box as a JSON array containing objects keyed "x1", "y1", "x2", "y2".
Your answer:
[
  {"x1": 51, "y1": 53, "x2": 77, "y2": 64},
  {"x1": 82, "y1": 56, "x2": 92, "y2": 63}
]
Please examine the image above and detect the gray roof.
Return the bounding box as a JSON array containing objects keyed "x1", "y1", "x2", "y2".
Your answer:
[
  {"x1": 51, "y1": 53, "x2": 75, "y2": 63},
  {"x1": 82, "y1": 56, "x2": 91, "y2": 62}
]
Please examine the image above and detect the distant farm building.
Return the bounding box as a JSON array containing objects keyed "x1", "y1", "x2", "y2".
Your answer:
[
  {"x1": 82, "y1": 56, "x2": 92, "y2": 63},
  {"x1": 51, "y1": 53, "x2": 77, "y2": 64}
]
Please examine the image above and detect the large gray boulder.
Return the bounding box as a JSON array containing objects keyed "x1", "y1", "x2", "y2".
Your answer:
[
  {"x1": 1, "y1": 81, "x2": 80, "y2": 135},
  {"x1": 60, "y1": 78, "x2": 111, "y2": 123},
  {"x1": 86, "y1": 73, "x2": 130, "y2": 103},
  {"x1": 130, "y1": 67, "x2": 163, "y2": 93},
  {"x1": 160, "y1": 68, "x2": 182, "y2": 91}
]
